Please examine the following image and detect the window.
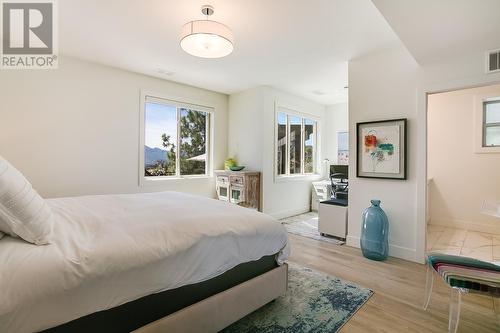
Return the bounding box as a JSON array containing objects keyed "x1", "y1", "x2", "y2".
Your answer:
[
  {"x1": 483, "y1": 100, "x2": 500, "y2": 147},
  {"x1": 304, "y1": 119, "x2": 315, "y2": 173},
  {"x1": 142, "y1": 95, "x2": 211, "y2": 179},
  {"x1": 276, "y1": 110, "x2": 318, "y2": 177},
  {"x1": 337, "y1": 131, "x2": 349, "y2": 165}
]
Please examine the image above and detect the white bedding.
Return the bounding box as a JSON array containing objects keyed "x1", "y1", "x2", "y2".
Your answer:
[{"x1": 0, "y1": 191, "x2": 289, "y2": 333}]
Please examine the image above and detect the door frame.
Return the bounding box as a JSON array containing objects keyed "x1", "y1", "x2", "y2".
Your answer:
[{"x1": 416, "y1": 77, "x2": 500, "y2": 263}]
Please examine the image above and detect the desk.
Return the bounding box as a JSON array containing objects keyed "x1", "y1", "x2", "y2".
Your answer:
[{"x1": 311, "y1": 180, "x2": 331, "y2": 211}]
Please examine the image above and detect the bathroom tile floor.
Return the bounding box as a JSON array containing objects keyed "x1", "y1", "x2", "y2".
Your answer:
[{"x1": 427, "y1": 224, "x2": 500, "y2": 263}]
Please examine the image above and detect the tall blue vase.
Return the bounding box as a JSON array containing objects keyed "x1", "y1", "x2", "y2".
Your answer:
[{"x1": 360, "y1": 199, "x2": 389, "y2": 261}]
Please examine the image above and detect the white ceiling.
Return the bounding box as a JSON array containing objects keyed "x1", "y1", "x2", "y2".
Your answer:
[
  {"x1": 59, "y1": 0, "x2": 399, "y2": 105},
  {"x1": 372, "y1": 0, "x2": 500, "y2": 65}
]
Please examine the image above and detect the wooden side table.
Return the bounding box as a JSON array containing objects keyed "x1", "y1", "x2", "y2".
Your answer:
[{"x1": 214, "y1": 170, "x2": 261, "y2": 211}]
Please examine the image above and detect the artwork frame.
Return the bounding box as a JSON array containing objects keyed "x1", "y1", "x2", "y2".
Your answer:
[{"x1": 356, "y1": 118, "x2": 407, "y2": 180}]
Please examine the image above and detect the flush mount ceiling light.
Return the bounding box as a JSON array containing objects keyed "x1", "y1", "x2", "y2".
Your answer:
[{"x1": 180, "y1": 5, "x2": 234, "y2": 58}]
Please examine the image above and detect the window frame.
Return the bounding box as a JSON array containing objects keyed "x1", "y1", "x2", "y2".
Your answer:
[
  {"x1": 474, "y1": 94, "x2": 500, "y2": 154},
  {"x1": 274, "y1": 104, "x2": 320, "y2": 181},
  {"x1": 139, "y1": 91, "x2": 214, "y2": 186},
  {"x1": 483, "y1": 100, "x2": 500, "y2": 147}
]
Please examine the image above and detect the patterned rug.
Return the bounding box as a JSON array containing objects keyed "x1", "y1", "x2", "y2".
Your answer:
[
  {"x1": 222, "y1": 263, "x2": 373, "y2": 333},
  {"x1": 281, "y1": 213, "x2": 345, "y2": 245}
]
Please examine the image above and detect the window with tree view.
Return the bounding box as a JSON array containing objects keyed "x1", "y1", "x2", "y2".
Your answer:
[
  {"x1": 276, "y1": 111, "x2": 317, "y2": 177},
  {"x1": 144, "y1": 96, "x2": 210, "y2": 178}
]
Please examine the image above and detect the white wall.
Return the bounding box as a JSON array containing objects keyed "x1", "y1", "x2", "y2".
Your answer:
[
  {"x1": 419, "y1": 51, "x2": 500, "y2": 88},
  {"x1": 227, "y1": 87, "x2": 264, "y2": 171},
  {"x1": 0, "y1": 56, "x2": 228, "y2": 198},
  {"x1": 428, "y1": 84, "x2": 500, "y2": 234},
  {"x1": 325, "y1": 103, "x2": 348, "y2": 164},
  {"x1": 348, "y1": 44, "x2": 419, "y2": 261},
  {"x1": 415, "y1": 52, "x2": 500, "y2": 263},
  {"x1": 348, "y1": 39, "x2": 500, "y2": 263},
  {"x1": 228, "y1": 86, "x2": 326, "y2": 218}
]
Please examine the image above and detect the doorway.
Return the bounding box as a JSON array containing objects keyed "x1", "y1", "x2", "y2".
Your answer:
[{"x1": 426, "y1": 83, "x2": 500, "y2": 263}]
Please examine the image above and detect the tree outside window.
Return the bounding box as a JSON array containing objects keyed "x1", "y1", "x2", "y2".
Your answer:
[{"x1": 144, "y1": 98, "x2": 210, "y2": 178}]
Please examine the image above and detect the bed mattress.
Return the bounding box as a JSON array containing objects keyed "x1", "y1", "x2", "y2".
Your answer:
[
  {"x1": 0, "y1": 191, "x2": 289, "y2": 333},
  {"x1": 42, "y1": 255, "x2": 279, "y2": 333}
]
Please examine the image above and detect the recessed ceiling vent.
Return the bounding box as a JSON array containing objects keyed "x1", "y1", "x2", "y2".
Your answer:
[{"x1": 487, "y1": 49, "x2": 500, "y2": 73}]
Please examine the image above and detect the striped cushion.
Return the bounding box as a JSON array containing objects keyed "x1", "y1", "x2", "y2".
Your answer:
[{"x1": 427, "y1": 253, "x2": 500, "y2": 296}]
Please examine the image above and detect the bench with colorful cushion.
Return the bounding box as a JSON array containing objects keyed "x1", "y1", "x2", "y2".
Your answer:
[
  {"x1": 424, "y1": 252, "x2": 500, "y2": 333},
  {"x1": 427, "y1": 253, "x2": 500, "y2": 295}
]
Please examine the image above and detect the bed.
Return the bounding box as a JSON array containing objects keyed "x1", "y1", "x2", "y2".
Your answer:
[{"x1": 0, "y1": 191, "x2": 289, "y2": 333}]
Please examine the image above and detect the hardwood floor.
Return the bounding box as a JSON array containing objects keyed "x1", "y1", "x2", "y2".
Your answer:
[{"x1": 287, "y1": 233, "x2": 500, "y2": 332}]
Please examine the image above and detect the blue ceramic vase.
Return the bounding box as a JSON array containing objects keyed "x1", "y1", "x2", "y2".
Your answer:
[{"x1": 360, "y1": 199, "x2": 389, "y2": 261}]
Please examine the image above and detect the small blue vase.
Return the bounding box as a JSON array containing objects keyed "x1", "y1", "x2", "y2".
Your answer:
[{"x1": 360, "y1": 199, "x2": 389, "y2": 261}]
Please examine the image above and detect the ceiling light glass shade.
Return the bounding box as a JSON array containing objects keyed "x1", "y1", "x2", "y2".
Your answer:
[{"x1": 180, "y1": 20, "x2": 234, "y2": 58}]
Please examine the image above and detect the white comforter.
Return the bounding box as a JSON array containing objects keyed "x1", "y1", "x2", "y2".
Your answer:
[{"x1": 0, "y1": 191, "x2": 289, "y2": 333}]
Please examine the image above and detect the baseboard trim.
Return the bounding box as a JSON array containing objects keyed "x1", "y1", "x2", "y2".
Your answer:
[
  {"x1": 429, "y1": 218, "x2": 500, "y2": 235},
  {"x1": 346, "y1": 235, "x2": 418, "y2": 263},
  {"x1": 346, "y1": 235, "x2": 360, "y2": 248},
  {"x1": 269, "y1": 206, "x2": 310, "y2": 220}
]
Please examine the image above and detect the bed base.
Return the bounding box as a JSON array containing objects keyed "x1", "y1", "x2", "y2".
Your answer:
[{"x1": 134, "y1": 263, "x2": 288, "y2": 333}]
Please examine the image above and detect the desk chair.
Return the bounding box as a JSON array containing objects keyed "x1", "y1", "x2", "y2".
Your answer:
[{"x1": 330, "y1": 173, "x2": 348, "y2": 200}]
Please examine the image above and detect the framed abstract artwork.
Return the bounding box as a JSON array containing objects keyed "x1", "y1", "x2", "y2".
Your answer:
[{"x1": 356, "y1": 118, "x2": 407, "y2": 180}]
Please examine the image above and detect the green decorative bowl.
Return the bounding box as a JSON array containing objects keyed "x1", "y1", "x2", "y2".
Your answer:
[
  {"x1": 224, "y1": 158, "x2": 237, "y2": 170},
  {"x1": 230, "y1": 166, "x2": 245, "y2": 171}
]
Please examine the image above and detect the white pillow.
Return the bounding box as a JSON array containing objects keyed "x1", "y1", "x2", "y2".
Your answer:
[{"x1": 0, "y1": 156, "x2": 53, "y2": 245}]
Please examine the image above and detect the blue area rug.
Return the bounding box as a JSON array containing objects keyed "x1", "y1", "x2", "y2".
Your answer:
[{"x1": 222, "y1": 263, "x2": 373, "y2": 333}]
